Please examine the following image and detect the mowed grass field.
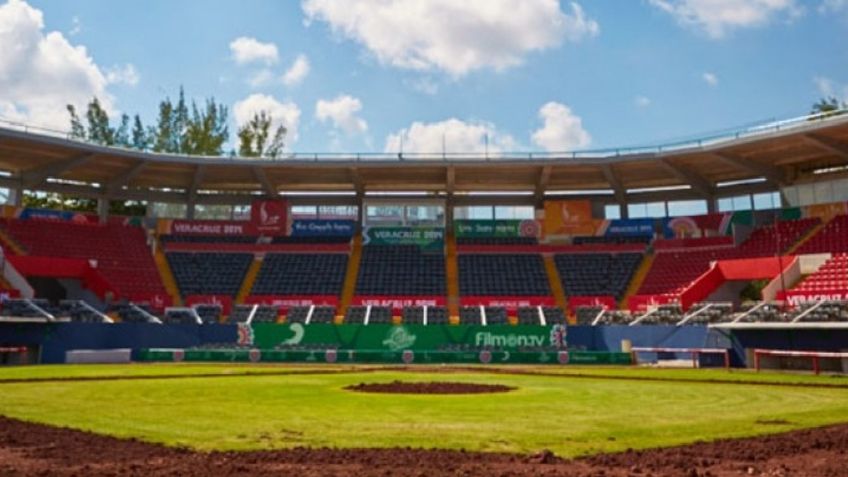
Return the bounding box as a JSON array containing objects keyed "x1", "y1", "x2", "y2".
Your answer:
[{"x1": 1, "y1": 364, "x2": 847, "y2": 457}]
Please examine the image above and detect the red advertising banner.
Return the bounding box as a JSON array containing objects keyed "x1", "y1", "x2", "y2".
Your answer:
[
  {"x1": 627, "y1": 294, "x2": 677, "y2": 312},
  {"x1": 244, "y1": 295, "x2": 339, "y2": 313},
  {"x1": 251, "y1": 199, "x2": 288, "y2": 235},
  {"x1": 778, "y1": 290, "x2": 848, "y2": 307},
  {"x1": 459, "y1": 295, "x2": 555, "y2": 312},
  {"x1": 567, "y1": 295, "x2": 617, "y2": 312},
  {"x1": 184, "y1": 295, "x2": 234, "y2": 315},
  {"x1": 352, "y1": 295, "x2": 446, "y2": 312},
  {"x1": 127, "y1": 293, "x2": 173, "y2": 312}
]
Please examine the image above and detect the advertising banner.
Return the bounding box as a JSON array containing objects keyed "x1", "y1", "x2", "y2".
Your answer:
[
  {"x1": 454, "y1": 219, "x2": 542, "y2": 238},
  {"x1": 184, "y1": 295, "x2": 234, "y2": 315},
  {"x1": 249, "y1": 323, "x2": 568, "y2": 351},
  {"x1": 604, "y1": 218, "x2": 655, "y2": 237},
  {"x1": 459, "y1": 295, "x2": 556, "y2": 311},
  {"x1": 244, "y1": 295, "x2": 339, "y2": 312},
  {"x1": 362, "y1": 226, "x2": 445, "y2": 250},
  {"x1": 779, "y1": 290, "x2": 848, "y2": 307},
  {"x1": 543, "y1": 200, "x2": 600, "y2": 236},
  {"x1": 567, "y1": 296, "x2": 617, "y2": 312},
  {"x1": 163, "y1": 219, "x2": 251, "y2": 236},
  {"x1": 352, "y1": 295, "x2": 446, "y2": 312},
  {"x1": 251, "y1": 199, "x2": 288, "y2": 235},
  {"x1": 289, "y1": 219, "x2": 355, "y2": 237},
  {"x1": 18, "y1": 208, "x2": 92, "y2": 223}
]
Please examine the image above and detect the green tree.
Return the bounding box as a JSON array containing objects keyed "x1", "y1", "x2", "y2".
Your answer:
[
  {"x1": 184, "y1": 99, "x2": 229, "y2": 156},
  {"x1": 152, "y1": 98, "x2": 175, "y2": 153},
  {"x1": 67, "y1": 105, "x2": 86, "y2": 141},
  {"x1": 131, "y1": 115, "x2": 149, "y2": 150},
  {"x1": 84, "y1": 97, "x2": 115, "y2": 145},
  {"x1": 237, "y1": 111, "x2": 287, "y2": 158},
  {"x1": 114, "y1": 114, "x2": 131, "y2": 147},
  {"x1": 811, "y1": 97, "x2": 845, "y2": 116}
]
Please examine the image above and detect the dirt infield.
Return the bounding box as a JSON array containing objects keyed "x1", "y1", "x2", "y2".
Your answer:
[
  {"x1": 344, "y1": 380, "x2": 516, "y2": 394},
  {"x1": 1, "y1": 416, "x2": 847, "y2": 476}
]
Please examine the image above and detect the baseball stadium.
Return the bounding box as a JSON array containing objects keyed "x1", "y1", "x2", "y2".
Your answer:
[{"x1": 2, "y1": 1, "x2": 848, "y2": 476}]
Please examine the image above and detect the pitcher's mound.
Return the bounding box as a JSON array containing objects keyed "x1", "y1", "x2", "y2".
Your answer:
[{"x1": 344, "y1": 380, "x2": 516, "y2": 394}]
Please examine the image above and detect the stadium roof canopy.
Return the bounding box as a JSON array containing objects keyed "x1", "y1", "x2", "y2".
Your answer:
[{"x1": 1, "y1": 112, "x2": 847, "y2": 207}]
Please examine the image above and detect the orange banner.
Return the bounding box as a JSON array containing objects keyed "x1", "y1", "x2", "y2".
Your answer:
[{"x1": 543, "y1": 200, "x2": 600, "y2": 236}]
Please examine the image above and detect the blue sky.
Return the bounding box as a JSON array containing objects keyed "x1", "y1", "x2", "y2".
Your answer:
[{"x1": 1, "y1": 0, "x2": 847, "y2": 154}]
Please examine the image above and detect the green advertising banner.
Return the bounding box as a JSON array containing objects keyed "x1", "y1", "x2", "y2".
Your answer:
[
  {"x1": 137, "y1": 348, "x2": 631, "y2": 366},
  {"x1": 453, "y1": 220, "x2": 541, "y2": 238},
  {"x1": 362, "y1": 226, "x2": 445, "y2": 250},
  {"x1": 247, "y1": 324, "x2": 568, "y2": 352}
]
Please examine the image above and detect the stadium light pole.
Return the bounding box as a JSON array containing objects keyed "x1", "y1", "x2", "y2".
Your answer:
[{"x1": 775, "y1": 210, "x2": 788, "y2": 312}]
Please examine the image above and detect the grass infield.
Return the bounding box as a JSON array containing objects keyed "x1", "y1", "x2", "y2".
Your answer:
[{"x1": 0, "y1": 364, "x2": 847, "y2": 457}]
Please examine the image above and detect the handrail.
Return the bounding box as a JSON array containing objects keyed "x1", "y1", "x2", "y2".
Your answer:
[{"x1": 1, "y1": 109, "x2": 846, "y2": 163}]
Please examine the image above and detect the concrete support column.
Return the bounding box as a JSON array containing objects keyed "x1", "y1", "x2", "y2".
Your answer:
[
  {"x1": 186, "y1": 199, "x2": 196, "y2": 220},
  {"x1": 706, "y1": 196, "x2": 718, "y2": 214},
  {"x1": 97, "y1": 197, "x2": 109, "y2": 224},
  {"x1": 445, "y1": 196, "x2": 455, "y2": 234},
  {"x1": 355, "y1": 194, "x2": 364, "y2": 235}
]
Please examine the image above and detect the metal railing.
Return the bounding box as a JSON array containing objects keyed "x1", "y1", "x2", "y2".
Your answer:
[{"x1": 1, "y1": 109, "x2": 846, "y2": 163}]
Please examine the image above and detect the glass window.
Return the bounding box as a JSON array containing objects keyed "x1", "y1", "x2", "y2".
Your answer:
[
  {"x1": 318, "y1": 206, "x2": 357, "y2": 219},
  {"x1": 628, "y1": 203, "x2": 648, "y2": 219},
  {"x1": 732, "y1": 195, "x2": 752, "y2": 211},
  {"x1": 604, "y1": 204, "x2": 621, "y2": 220},
  {"x1": 814, "y1": 181, "x2": 833, "y2": 204},
  {"x1": 291, "y1": 206, "x2": 317, "y2": 218},
  {"x1": 717, "y1": 198, "x2": 733, "y2": 212},
  {"x1": 797, "y1": 185, "x2": 815, "y2": 206},
  {"x1": 753, "y1": 192, "x2": 778, "y2": 211},
  {"x1": 494, "y1": 206, "x2": 534, "y2": 220},
  {"x1": 781, "y1": 186, "x2": 799, "y2": 207},
  {"x1": 455, "y1": 206, "x2": 493, "y2": 220},
  {"x1": 194, "y1": 205, "x2": 234, "y2": 220},
  {"x1": 668, "y1": 200, "x2": 707, "y2": 217},
  {"x1": 645, "y1": 201, "x2": 666, "y2": 218},
  {"x1": 835, "y1": 179, "x2": 848, "y2": 202},
  {"x1": 149, "y1": 202, "x2": 187, "y2": 219}
]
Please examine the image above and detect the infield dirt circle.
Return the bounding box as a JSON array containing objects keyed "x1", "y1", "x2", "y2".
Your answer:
[{"x1": 344, "y1": 380, "x2": 516, "y2": 394}]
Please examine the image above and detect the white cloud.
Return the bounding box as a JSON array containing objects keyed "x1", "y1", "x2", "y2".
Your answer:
[
  {"x1": 819, "y1": 0, "x2": 847, "y2": 13},
  {"x1": 814, "y1": 76, "x2": 848, "y2": 102},
  {"x1": 405, "y1": 77, "x2": 439, "y2": 95},
  {"x1": 233, "y1": 94, "x2": 302, "y2": 146},
  {"x1": 302, "y1": 0, "x2": 599, "y2": 77},
  {"x1": 531, "y1": 102, "x2": 590, "y2": 152},
  {"x1": 635, "y1": 95, "x2": 651, "y2": 108},
  {"x1": 649, "y1": 0, "x2": 801, "y2": 38},
  {"x1": 384, "y1": 118, "x2": 517, "y2": 154},
  {"x1": 315, "y1": 95, "x2": 368, "y2": 135},
  {"x1": 229, "y1": 36, "x2": 279, "y2": 65},
  {"x1": 105, "y1": 63, "x2": 139, "y2": 86},
  {"x1": 0, "y1": 0, "x2": 118, "y2": 130},
  {"x1": 69, "y1": 15, "x2": 81, "y2": 36},
  {"x1": 702, "y1": 72, "x2": 719, "y2": 86},
  {"x1": 247, "y1": 69, "x2": 274, "y2": 87},
  {"x1": 282, "y1": 54, "x2": 310, "y2": 86}
]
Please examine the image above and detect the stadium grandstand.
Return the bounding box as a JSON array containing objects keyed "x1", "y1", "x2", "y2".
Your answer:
[{"x1": 0, "y1": 110, "x2": 847, "y2": 367}]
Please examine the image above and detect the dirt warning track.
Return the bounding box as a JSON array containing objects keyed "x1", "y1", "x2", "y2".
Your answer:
[{"x1": 1, "y1": 415, "x2": 847, "y2": 476}]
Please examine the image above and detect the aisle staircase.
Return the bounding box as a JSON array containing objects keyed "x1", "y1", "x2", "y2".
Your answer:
[
  {"x1": 543, "y1": 255, "x2": 567, "y2": 313},
  {"x1": 445, "y1": 232, "x2": 460, "y2": 323},
  {"x1": 153, "y1": 244, "x2": 182, "y2": 307},
  {"x1": 619, "y1": 253, "x2": 654, "y2": 309},
  {"x1": 338, "y1": 235, "x2": 363, "y2": 321},
  {"x1": 235, "y1": 258, "x2": 264, "y2": 304},
  {"x1": 0, "y1": 227, "x2": 26, "y2": 255},
  {"x1": 786, "y1": 218, "x2": 828, "y2": 255}
]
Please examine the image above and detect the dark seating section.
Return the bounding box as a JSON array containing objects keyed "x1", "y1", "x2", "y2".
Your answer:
[
  {"x1": 484, "y1": 306, "x2": 508, "y2": 325},
  {"x1": 368, "y1": 306, "x2": 392, "y2": 324},
  {"x1": 516, "y1": 306, "x2": 565, "y2": 325},
  {"x1": 272, "y1": 236, "x2": 351, "y2": 244},
  {"x1": 401, "y1": 306, "x2": 449, "y2": 324},
  {"x1": 310, "y1": 307, "x2": 336, "y2": 324},
  {"x1": 0, "y1": 299, "x2": 51, "y2": 319},
  {"x1": 58, "y1": 300, "x2": 108, "y2": 323},
  {"x1": 459, "y1": 306, "x2": 482, "y2": 325},
  {"x1": 112, "y1": 303, "x2": 158, "y2": 323},
  {"x1": 345, "y1": 306, "x2": 367, "y2": 324},
  {"x1": 228, "y1": 304, "x2": 279, "y2": 323},
  {"x1": 574, "y1": 306, "x2": 601, "y2": 325},
  {"x1": 555, "y1": 253, "x2": 642, "y2": 300},
  {"x1": 163, "y1": 308, "x2": 199, "y2": 325},
  {"x1": 167, "y1": 252, "x2": 253, "y2": 297},
  {"x1": 356, "y1": 246, "x2": 445, "y2": 296},
  {"x1": 287, "y1": 306, "x2": 335, "y2": 324},
  {"x1": 573, "y1": 236, "x2": 651, "y2": 245},
  {"x1": 459, "y1": 254, "x2": 550, "y2": 296},
  {"x1": 193, "y1": 304, "x2": 222, "y2": 324},
  {"x1": 456, "y1": 237, "x2": 538, "y2": 246},
  {"x1": 252, "y1": 253, "x2": 348, "y2": 296},
  {"x1": 160, "y1": 235, "x2": 258, "y2": 244}
]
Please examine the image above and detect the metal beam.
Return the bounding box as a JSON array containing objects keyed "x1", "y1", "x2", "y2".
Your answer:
[
  {"x1": 711, "y1": 152, "x2": 786, "y2": 185},
  {"x1": 106, "y1": 161, "x2": 147, "y2": 195},
  {"x1": 252, "y1": 166, "x2": 277, "y2": 197},
  {"x1": 600, "y1": 164, "x2": 626, "y2": 202},
  {"x1": 804, "y1": 134, "x2": 848, "y2": 160},
  {"x1": 658, "y1": 159, "x2": 714, "y2": 197},
  {"x1": 21, "y1": 154, "x2": 93, "y2": 188},
  {"x1": 348, "y1": 167, "x2": 364, "y2": 194},
  {"x1": 446, "y1": 166, "x2": 455, "y2": 195},
  {"x1": 187, "y1": 165, "x2": 206, "y2": 202}
]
